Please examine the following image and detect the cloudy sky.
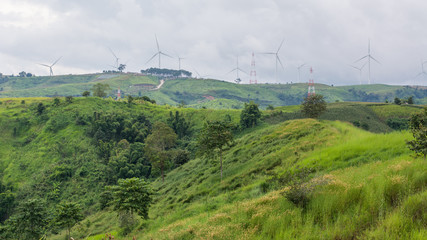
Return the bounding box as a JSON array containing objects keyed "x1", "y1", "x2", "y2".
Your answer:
[{"x1": 1, "y1": 0, "x2": 427, "y2": 86}]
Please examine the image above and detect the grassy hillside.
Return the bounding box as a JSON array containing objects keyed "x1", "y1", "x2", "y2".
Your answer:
[
  {"x1": 0, "y1": 97, "x2": 424, "y2": 239},
  {"x1": 2, "y1": 73, "x2": 427, "y2": 108}
]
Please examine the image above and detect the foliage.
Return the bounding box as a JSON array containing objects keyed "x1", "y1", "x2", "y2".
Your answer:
[
  {"x1": 167, "y1": 111, "x2": 191, "y2": 138},
  {"x1": 91, "y1": 83, "x2": 111, "y2": 98},
  {"x1": 4, "y1": 199, "x2": 49, "y2": 240},
  {"x1": 53, "y1": 97, "x2": 60, "y2": 106},
  {"x1": 54, "y1": 202, "x2": 83, "y2": 239},
  {"x1": 65, "y1": 96, "x2": 73, "y2": 103},
  {"x1": 144, "y1": 122, "x2": 177, "y2": 182},
  {"x1": 110, "y1": 178, "x2": 152, "y2": 219},
  {"x1": 394, "y1": 97, "x2": 402, "y2": 105},
  {"x1": 407, "y1": 108, "x2": 427, "y2": 159},
  {"x1": 301, "y1": 94, "x2": 327, "y2": 118},
  {"x1": 82, "y1": 90, "x2": 90, "y2": 97},
  {"x1": 386, "y1": 118, "x2": 409, "y2": 130},
  {"x1": 198, "y1": 120, "x2": 234, "y2": 180},
  {"x1": 240, "y1": 101, "x2": 262, "y2": 129},
  {"x1": 36, "y1": 102, "x2": 46, "y2": 115}
]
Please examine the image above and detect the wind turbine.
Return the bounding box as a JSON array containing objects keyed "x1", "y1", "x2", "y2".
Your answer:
[
  {"x1": 108, "y1": 47, "x2": 120, "y2": 69},
  {"x1": 349, "y1": 62, "x2": 367, "y2": 85},
  {"x1": 146, "y1": 35, "x2": 173, "y2": 68},
  {"x1": 354, "y1": 39, "x2": 380, "y2": 84},
  {"x1": 38, "y1": 57, "x2": 62, "y2": 76},
  {"x1": 260, "y1": 39, "x2": 285, "y2": 83},
  {"x1": 415, "y1": 60, "x2": 427, "y2": 78},
  {"x1": 226, "y1": 56, "x2": 247, "y2": 83},
  {"x1": 297, "y1": 63, "x2": 306, "y2": 83},
  {"x1": 178, "y1": 55, "x2": 185, "y2": 70}
]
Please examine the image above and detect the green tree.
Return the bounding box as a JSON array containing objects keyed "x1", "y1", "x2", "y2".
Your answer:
[
  {"x1": 91, "y1": 83, "x2": 111, "y2": 98},
  {"x1": 5, "y1": 199, "x2": 49, "y2": 240},
  {"x1": 110, "y1": 178, "x2": 152, "y2": 219},
  {"x1": 0, "y1": 182, "x2": 15, "y2": 223},
  {"x1": 407, "y1": 108, "x2": 427, "y2": 159},
  {"x1": 53, "y1": 97, "x2": 60, "y2": 106},
  {"x1": 36, "y1": 102, "x2": 46, "y2": 115},
  {"x1": 82, "y1": 91, "x2": 90, "y2": 97},
  {"x1": 65, "y1": 96, "x2": 73, "y2": 103},
  {"x1": 301, "y1": 94, "x2": 327, "y2": 118},
  {"x1": 54, "y1": 202, "x2": 83, "y2": 239},
  {"x1": 167, "y1": 111, "x2": 191, "y2": 138},
  {"x1": 145, "y1": 122, "x2": 177, "y2": 182},
  {"x1": 394, "y1": 97, "x2": 402, "y2": 105},
  {"x1": 198, "y1": 120, "x2": 234, "y2": 181},
  {"x1": 240, "y1": 101, "x2": 261, "y2": 129},
  {"x1": 407, "y1": 96, "x2": 414, "y2": 104},
  {"x1": 127, "y1": 95, "x2": 134, "y2": 105}
]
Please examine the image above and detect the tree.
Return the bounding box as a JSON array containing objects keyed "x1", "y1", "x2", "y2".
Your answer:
[
  {"x1": 407, "y1": 96, "x2": 414, "y2": 104},
  {"x1": 54, "y1": 202, "x2": 83, "y2": 239},
  {"x1": 65, "y1": 96, "x2": 73, "y2": 103},
  {"x1": 198, "y1": 120, "x2": 234, "y2": 181},
  {"x1": 110, "y1": 178, "x2": 152, "y2": 219},
  {"x1": 53, "y1": 97, "x2": 60, "y2": 106},
  {"x1": 394, "y1": 97, "x2": 402, "y2": 105},
  {"x1": 82, "y1": 91, "x2": 90, "y2": 97},
  {"x1": 127, "y1": 95, "x2": 134, "y2": 105},
  {"x1": 91, "y1": 83, "x2": 111, "y2": 98},
  {"x1": 18, "y1": 71, "x2": 26, "y2": 77},
  {"x1": 36, "y1": 102, "x2": 45, "y2": 115},
  {"x1": 301, "y1": 94, "x2": 327, "y2": 118},
  {"x1": 145, "y1": 122, "x2": 177, "y2": 182},
  {"x1": 118, "y1": 64, "x2": 126, "y2": 72},
  {"x1": 240, "y1": 101, "x2": 261, "y2": 129},
  {"x1": 407, "y1": 108, "x2": 427, "y2": 159},
  {"x1": 167, "y1": 111, "x2": 191, "y2": 138},
  {"x1": 5, "y1": 199, "x2": 49, "y2": 240}
]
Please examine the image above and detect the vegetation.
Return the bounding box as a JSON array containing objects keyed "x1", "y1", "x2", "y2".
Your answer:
[
  {"x1": 407, "y1": 107, "x2": 427, "y2": 159},
  {"x1": 301, "y1": 94, "x2": 327, "y2": 118},
  {"x1": 91, "y1": 83, "x2": 111, "y2": 98},
  {"x1": 240, "y1": 101, "x2": 262, "y2": 128},
  {"x1": 0, "y1": 97, "x2": 424, "y2": 239}
]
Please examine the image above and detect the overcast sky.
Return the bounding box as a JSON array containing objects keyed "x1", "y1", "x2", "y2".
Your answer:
[{"x1": 1, "y1": 0, "x2": 427, "y2": 86}]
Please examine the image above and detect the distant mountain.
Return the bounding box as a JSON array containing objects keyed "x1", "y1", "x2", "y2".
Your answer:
[{"x1": 1, "y1": 73, "x2": 426, "y2": 108}]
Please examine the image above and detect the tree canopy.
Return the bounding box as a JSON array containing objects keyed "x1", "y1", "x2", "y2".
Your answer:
[
  {"x1": 198, "y1": 120, "x2": 234, "y2": 180},
  {"x1": 301, "y1": 94, "x2": 327, "y2": 118},
  {"x1": 240, "y1": 101, "x2": 262, "y2": 129},
  {"x1": 91, "y1": 83, "x2": 111, "y2": 98},
  {"x1": 407, "y1": 108, "x2": 427, "y2": 159}
]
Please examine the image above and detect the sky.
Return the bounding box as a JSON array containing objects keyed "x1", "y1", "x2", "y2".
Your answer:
[{"x1": 1, "y1": 0, "x2": 427, "y2": 86}]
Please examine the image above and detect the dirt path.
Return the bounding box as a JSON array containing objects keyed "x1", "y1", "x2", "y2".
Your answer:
[{"x1": 152, "y1": 79, "x2": 165, "y2": 90}]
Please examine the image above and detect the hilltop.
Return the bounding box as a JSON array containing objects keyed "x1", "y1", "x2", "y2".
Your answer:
[
  {"x1": 1, "y1": 73, "x2": 427, "y2": 108},
  {"x1": 0, "y1": 97, "x2": 425, "y2": 239}
]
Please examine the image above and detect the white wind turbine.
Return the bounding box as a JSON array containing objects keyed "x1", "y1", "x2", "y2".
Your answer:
[
  {"x1": 38, "y1": 57, "x2": 62, "y2": 76},
  {"x1": 350, "y1": 62, "x2": 367, "y2": 85},
  {"x1": 146, "y1": 35, "x2": 173, "y2": 68},
  {"x1": 108, "y1": 47, "x2": 120, "y2": 69},
  {"x1": 297, "y1": 63, "x2": 306, "y2": 83},
  {"x1": 354, "y1": 39, "x2": 380, "y2": 84},
  {"x1": 260, "y1": 39, "x2": 285, "y2": 83},
  {"x1": 226, "y1": 56, "x2": 247, "y2": 83},
  {"x1": 415, "y1": 60, "x2": 427, "y2": 78}
]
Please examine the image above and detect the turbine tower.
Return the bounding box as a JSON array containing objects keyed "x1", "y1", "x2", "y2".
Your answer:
[
  {"x1": 415, "y1": 60, "x2": 427, "y2": 78},
  {"x1": 350, "y1": 62, "x2": 367, "y2": 85},
  {"x1": 297, "y1": 63, "x2": 306, "y2": 83},
  {"x1": 260, "y1": 39, "x2": 285, "y2": 83},
  {"x1": 227, "y1": 56, "x2": 247, "y2": 83},
  {"x1": 354, "y1": 39, "x2": 380, "y2": 84},
  {"x1": 249, "y1": 52, "x2": 257, "y2": 84},
  {"x1": 38, "y1": 57, "x2": 62, "y2": 76},
  {"x1": 146, "y1": 35, "x2": 172, "y2": 68},
  {"x1": 178, "y1": 56, "x2": 184, "y2": 70}
]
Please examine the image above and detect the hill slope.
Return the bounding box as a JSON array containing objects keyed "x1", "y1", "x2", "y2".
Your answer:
[{"x1": 2, "y1": 73, "x2": 427, "y2": 108}]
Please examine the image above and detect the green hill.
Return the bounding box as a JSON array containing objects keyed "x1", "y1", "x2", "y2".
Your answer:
[
  {"x1": 0, "y1": 97, "x2": 425, "y2": 239},
  {"x1": 1, "y1": 73, "x2": 427, "y2": 108}
]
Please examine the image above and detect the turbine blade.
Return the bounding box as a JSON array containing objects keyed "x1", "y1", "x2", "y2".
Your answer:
[
  {"x1": 51, "y1": 56, "x2": 62, "y2": 67},
  {"x1": 349, "y1": 64, "x2": 360, "y2": 70},
  {"x1": 38, "y1": 63, "x2": 50, "y2": 67},
  {"x1": 160, "y1": 52, "x2": 173, "y2": 58},
  {"x1": 238, "y1": 68, "x2": 248, "y2": 75},
  {"x1": 298, "y1": 63, "x2": 306, "y2": 69},
  {"x1": 259, "y1": 52, "x2": 275, "y2": 55},
  {"x1": 146, "y1": 53, "x2": 159, "y2": 64},
  {"x1": 277, "y1": 39, "x2": 285, "y2": 53},
  {"x1": 108, "y1": 48, "x2": 118, "y2": 59},
  {"x1": 155, "y1": 34, "x2": 160, "y2": 52},
  {"x1": 277, "y1": 56, "x2": 285, "y2": 70},
  {"x1": 226, "y1": 68, "x2": 238, "y2": 75},
  {"x1": 370, "y1": 55, "x2": 380, "y2": 64},
  {"x1": 354, "y1": 55, "x2": 368, "y2": 63}
]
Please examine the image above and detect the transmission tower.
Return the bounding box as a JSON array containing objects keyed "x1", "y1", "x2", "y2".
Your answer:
[
  {"x1": 308, "y1": 67, "x2": 315, "y2": 96},
  {"x1": 117, "y1": 87, "x2": 121, "y2": 100},
  {"x1": 250, "y1": 52, "x2": 257, "y2": 84}
]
